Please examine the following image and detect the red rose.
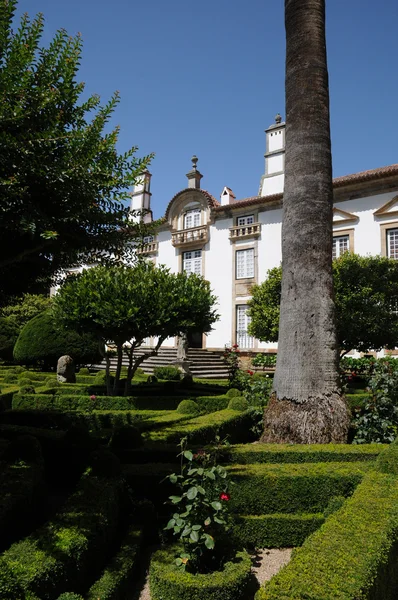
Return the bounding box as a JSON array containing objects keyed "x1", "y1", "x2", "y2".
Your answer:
[
  {"x1": 247, "y1": 370, "x2": 254, "y2": 376},
  {"x1": 90, "y1": 395, "x2": 96, "y2": 401},
  {"x1": 220, "y1": 492, "x2": 230, "y2": 501}
]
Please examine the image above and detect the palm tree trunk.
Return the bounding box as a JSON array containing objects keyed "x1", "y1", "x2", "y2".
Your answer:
[{"x1": 261, "y1": 0, "x2": 349, "y2": 443}]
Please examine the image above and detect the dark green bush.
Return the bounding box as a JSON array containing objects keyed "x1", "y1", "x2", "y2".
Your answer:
[
  {"x1": 323, "y1": 495, "x2": 346, "y2": 518},
  {"x1": 176, "y1": 399, "x2": 200, "y2": 415},
  {"x1": 4, "y1": 434, "x2": 43, "y2": 463},
  {"x1": 154, "y1": 365, "x2": 181, "y2": 381},
  {"x1": 90, "y1": 448, "x2": 121, "y2": 478},
  {"x1": 78, "y1": 368, "x2": 90, "y2": 375},
  {"x1": 86, "y1": 524, "x2": 143, "y2": 600},
  {"x1": 1, "y1": 473, "x2": 123, "y2": 599},
  {"x1": 3, "y1": 372, "x2": 17, "y2": 383},
  {"x1": 256, "y1": 470, "x2": 398, "y2": 600},
  {"x1": 147, "y1": 374, "x2": 158, "y2": 383},
  {"x1": 109, "y1": 425, "x2": 143, "y2": 450},
  {"x1": 13, "y1": 311, "x2": 104, "y2": 369},
  {"x1": 17, "y1": 376, "x2": 33, "y2": 386},
  {"x1": 19, "y1": 385, "x2": 35, "y2": 394},
  {"x1": 226, "y1": 388, "x2": 242, "y2": 398},
  {"x1": 57, "y1": 594, "x2": 84, "y2": 600},
  {"x1": 149, "y1": 545, "x2": 252, "y2": 600},
  {"x1": 228, "y1": 397, "x2": 249, "y2": 411}
]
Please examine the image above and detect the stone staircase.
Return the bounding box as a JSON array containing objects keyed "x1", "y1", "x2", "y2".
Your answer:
[{"x1": 94, "y1": 347, "x2": 229, "y2": 380}]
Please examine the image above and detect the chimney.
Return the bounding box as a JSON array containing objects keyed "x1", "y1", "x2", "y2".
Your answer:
[
  {"x1": 220, "y1": 186, "x2": 236, "y2": 206},
  {"x1": 130, "y1": 170, "x2": 153, "y2": 223},
  {"x1": 186, "y1": 155, "x2": 203, "y2": 189},
  {"x1": 258, "y1": 113, "x2": 286, "y2": 196}
]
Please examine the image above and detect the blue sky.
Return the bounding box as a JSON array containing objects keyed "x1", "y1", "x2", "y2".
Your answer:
[{"x1": 15, "y1": 0, "x2": 398, "y2": 218}]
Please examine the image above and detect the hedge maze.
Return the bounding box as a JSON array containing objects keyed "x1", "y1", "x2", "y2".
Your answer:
[{"x1": 0, "y1": 365, "x2": 398, "y2": 599}]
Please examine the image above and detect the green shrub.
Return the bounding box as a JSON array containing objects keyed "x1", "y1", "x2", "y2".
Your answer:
[
  {"x1": 251, "y1": 353, "x2": 277, "y2": 369},
  {"x1": 150, "y1": 545, "x2": 252, "y2": 600},
  {"x1": 78, "y1": 368, "x2": 90, "y2": 375},
  {"x1": 176, "y1": 400, "x2": 200, "y2": 415},
  {"x1": 3, "y1": 373, "x2": 17, "y2": 383},
  {"x1": 109, "y1": 425, "x2": 143, "y2": 450},
  {"x1": 0, "y1": 559, "x2": 25, "y2": 600},
  {"x1": 227, "y1": 397, "x2": 249, "y2": 411},
  {"x1": 147, "y1": 374, "x2": 158, "y2": 383},
  {"x1": 232, "y1": 513, "x2": 325, "y2": 549},
  {"x1": 226, "y1": 388, "x2": 242, "y2": 398},
  {"x1": 86, "y1": 524, "x2": 143, "y2": 600},
  {"x1": 1, "y1": 473, "x2": 123, "y2": 599},
  {"x1": 13, "y1": 311, "x2": 104, "y2": 369},
  {"x1": 256, "y1": 470, "x2": 398, "y2": 600},
  {"x1": 57, "y1": 594, "x2": 84, "y2": 600},
  {"x1": 154, "y1": 366, "x2": 182, "y2": 381},
  {"x1": 135, "y1": 367, "x2": 145, "y2": 377},
  {"x1": 90, "y1": 448, "x2": 121, "y2": 478},
  {"x1": 323, "y1": 495, "x2": 346, "y2": 518},
  {"x1": 19, "y1": 385, "x2": 35, "y2": 394}
]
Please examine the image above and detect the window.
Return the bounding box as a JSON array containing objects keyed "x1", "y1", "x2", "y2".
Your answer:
[
  {"x1": 332, "y1": 235, "x2": 349, "y2": 259},
  {"x1": 184, "y1": 209, "x2": 201, "y2": 229},
  {"x1": 183, "y1": 250, "x2": 202, "y2": 275},
  {"x1": 237, "y1": 214, "x2": 254, "y2": 226},
  {"x1": 387, "y1": 229, "x2": 398, "y2": 260},
  {"x1": 236, "y1": 248, "x2": 254, "y2": 279},
  {"x1": 236, "y1": 305, "x2": 254, "y2": 349},
  {"x1": 143, "y1": 235, "x2": 154, "y2": 244}
]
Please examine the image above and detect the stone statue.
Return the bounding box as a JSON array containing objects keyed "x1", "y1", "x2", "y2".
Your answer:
[{"x1": 57, "y1": 355, "x2": 76, "y2": 383}]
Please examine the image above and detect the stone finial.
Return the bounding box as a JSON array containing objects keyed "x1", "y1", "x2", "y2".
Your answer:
[
  {"x1": 191, "y1": 155, "x2": 199, "y2": 170},
  {"x1": 275, "y1": 113, "x2": 282, "y2": 124},
  {"x1": 186, "y1": 155, "x2": 203, "y2": 189}
]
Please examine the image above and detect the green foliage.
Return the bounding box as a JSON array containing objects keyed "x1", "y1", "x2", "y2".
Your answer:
[
  {"x1": 249, "y1": 255, "x2": 398, "y2": 354},
  {"x1": 227, "y1": 397, "x2": 249, "y2": 411},
  {"x1": 352, "y1": 359, "x2": 398, "y2": 444},
  {"x1": 0, "y1": 474, "x2": 123, "y2": 599},
  {"x1": 232, "y1": 513, "x2": 325, "y2": 549},
  {"x1": 86, "y1": 524, "x2": 143, "y2": 600},
  {"x1": 150, "y1": 545, "x2": 251, "y2": 600},
  {"x1": 256, "y1": 469, "x2": 398, "y2": 600},
  {"x1": 78, "y1": 368, "x2": 90, "y2": 376},
  {"x1": 323, "y1": 495, "x2": 346, "y2": 518},
  {"x1": 109, "y1": 425, "x2": 143, "y2": 450},
  {"x1": 227, "y1": 462, "x2": 368, "y2": 515},
  {"x1": 53, "y1": 263, "x2": 218, "y2": 395},
  {"x1": 19, "y1": 385, "x2": 35, "y2": 394},
  {"x1": 226, "y1": 388, "x2": 242, "y2": 398},
  {"x1": 164, "y1": 441, "x2": 234, "y2": 573},
  {"x1": 251, "y1": 353, "x2": 277, "y2": 369},
  {"x1": 57, "y1": 594, "x2": 84, "y2": 600},
  {"x1": 0, "y1": 2, "x2": 153, "y2": 301},
  {"x1": 223, "y1": 345, "x2": 241, "y2": 384},
  {"x1": 243, "y1": 374, "x2": 272, "y2": 408},
  {"x1": 3, "y1": 372, "x2": 17, "y2": 383},
  {"x1": 154, "y1": 366, "x2": 182, "y2": 381},
  {"x1": 177, "y1": 400, "x2": 201, "y2": 415},
  {"x1": 13, "y1": 311, "x2": 103, "y2": 368},
  {"x1": 90, "y1": 448, "x2": 121, "y2": 478}
]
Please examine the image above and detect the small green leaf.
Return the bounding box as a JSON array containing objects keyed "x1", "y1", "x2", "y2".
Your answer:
[
  {"x1": 197, "y1": 485, "x2": 206, "y2": 495},
  {"x1": 187, "y1": 487, "x2": 198, "y2": 500},
  {"x1": 211, "y1": 501, "x2": 222, "y2": 511},
  {"x1": 205, "y1": 470, "x2": 215, "y2": 480},
  {"x1": 214, "y1": 516, "x2": 225, "y2": 524},
  {"x1": 169, "y1": 496, "x2": 182, "y2": 504},
  {"x1": 170, "y1": 474, "x2": 178, "y2": 483},
  {"x1": 204, "y1": 517, "x2": 211, "y2": 526},
  {"x1": 164, "y1": 518, "x2": 175, "y2": 530},
  {"x1": 184, "y1": 450, "x2": 193, "y2": 461},
  {"x1": 190, "y1": 530, "x2": 199, "y2": 542},
  {"x1": 192, "y1": 524, "x2": 201, "y2": 531},
  {"x1": 204, "y1": 534, "x2": 215, "y2": 549}
]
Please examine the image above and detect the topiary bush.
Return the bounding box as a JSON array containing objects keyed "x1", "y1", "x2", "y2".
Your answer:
[
  {"x1": 19, "y1": 385, "x2": 35, "y2": 394},
  {"x1": 154, "y1": 365, "x2": 181, "y2": 381},
  {"x1": 227, "y1": 397, "x2": 249, "y2": 411},
  {"x1": 109, "y1": 425, "x2": 143, "y2": 450},
  {"x1": 2, "y1": 372, "x2": 17, "y2": 383},
  {"x1": 18, "y1": 377, "x2": 32, "y2": 387},
  {"x1": 177, "y1": 400, "x2": 201, "y2": 415},
  {"x1": 13, "y1": 311, "x2": 104, "y2": 370},
  {"x1": 78, "y1": 368, "x2": 90, "y2": 376},
  {"x1": 226, "y1": 388, "x2": 242, "y2": 398}
]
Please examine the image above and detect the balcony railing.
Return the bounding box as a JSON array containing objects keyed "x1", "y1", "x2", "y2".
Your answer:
[
  {"x1": 229, "y1": 223, "x2": 261, "y2": 240},
  {"x1": 172, "y1": 225, "x2": 209, "y2": 247},
  {"x1": 136, "y1": 241, "x2": 159, "y2": 256}
]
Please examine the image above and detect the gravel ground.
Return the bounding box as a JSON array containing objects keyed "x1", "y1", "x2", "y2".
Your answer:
[{"x1": 134, "y1": 547, "x2": 292, "y2": 600}]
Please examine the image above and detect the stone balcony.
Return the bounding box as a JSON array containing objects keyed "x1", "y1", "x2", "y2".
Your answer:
[
  {"x1": 172, "y1": 225, "x2": 209, "y2": 247},
  {"x1": 229, "y1": 222, "x2": 261, "y2": 240},
  {"x1": 136, "y1": 241, "x2": 159, "y2": 256}
]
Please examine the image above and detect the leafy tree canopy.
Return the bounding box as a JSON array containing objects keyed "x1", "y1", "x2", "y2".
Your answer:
[
  {"x1": 53, "y1": 263, "x2": 219, "y2": 394},
  {"x1": 248, "y1": 253, "x2": 398, "y2": 356},
  {"x1": 0, "y1": 1, "x2": 153, "y2": 304}
]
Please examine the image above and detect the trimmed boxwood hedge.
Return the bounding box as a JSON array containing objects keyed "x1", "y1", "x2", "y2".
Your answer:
[
  {"x1": 223, "y1": 442, "x2": 385, "y2": 464},
  {"x1": 226, "y1": 462, "x2": 369, "y2": 514},
  {"x1": 149, "y1": 545, "x2": 252, "y2": 600},
  {"x1": 255, "y1": 469, "x2": 398, "y2": 600},
  {"x1": 86, "y1": 523, "x2": 143, "y2": 600},
  {"x1": 0, "y1": 472, "x2": 123, "y2": 599},
  {"x1": 232, "y1": 513, "x2": 325, "y2": 548}
]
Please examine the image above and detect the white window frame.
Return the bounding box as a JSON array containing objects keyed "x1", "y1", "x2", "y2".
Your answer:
[
  {"x1": 183, "y1": 250, "x2": 202, "y2": 275},
  {"x1": 332, "y1": 235, "x2": 349, "y2": 259},
  {"x1": 387, "y1": 228, "x2": 398, "y2": 260},
  {"x1": 236, "y1": 248, "x2": 254, "y2": 279},
  {"x1": 237, "y1": 214, "x2": 254, "y2": 227},
  {"x1": 236, "y1": 305, "x2": 254, "y2": 349},
  {"x1": 184, "y1": 209, "x2": 201, "y2": 229}
]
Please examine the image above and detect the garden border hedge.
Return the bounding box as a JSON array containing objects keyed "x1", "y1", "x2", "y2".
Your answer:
[
  {"x1": 232, "y1": 513, "x2": 325, "y2": 548},
  {"x1": 149, "y1": 545, "x2": 252, "y2": 600}
]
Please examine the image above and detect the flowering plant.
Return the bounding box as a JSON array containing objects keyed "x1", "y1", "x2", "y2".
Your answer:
[
  {"x1": 164, "y1": 438, "x2": 234, "y2": 573},
  {"x1": 223, "y1": 344, "x2": 241, "y2": 384}
]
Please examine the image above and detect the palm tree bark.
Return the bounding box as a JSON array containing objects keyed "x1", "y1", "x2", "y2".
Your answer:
[{"x1": 261, "y1": 0, "x2": 350, "y2": 443}]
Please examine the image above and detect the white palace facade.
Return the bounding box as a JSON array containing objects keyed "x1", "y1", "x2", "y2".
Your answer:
[{"x1": 131, "y1": 115, "x2": 398, "y2": 355}]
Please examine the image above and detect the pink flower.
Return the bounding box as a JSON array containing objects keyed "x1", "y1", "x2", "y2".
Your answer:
[
  {"x1": 220, "y1": 492, "x2": 230, "y2": 501},
  {"x1": 232, "y1": 344, "x2": 239, "y2": 349},
  {"x1": 90, "y1": 395, "x2": 97, "y2": 401}
]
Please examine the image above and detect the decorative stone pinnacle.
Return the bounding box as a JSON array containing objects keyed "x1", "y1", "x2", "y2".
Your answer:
[
  {"x1": 275, "y1": 113, "x2": 282, "y2": 124},
  {"x1": 191, "y1": 155, "x2": 198, "y2": 171}
]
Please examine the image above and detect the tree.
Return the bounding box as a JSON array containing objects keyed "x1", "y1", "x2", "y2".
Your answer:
[
  {"x1": 0, "y1": 293, "x2": 52, "y2": 361},
  {"x1": 53, "y1": 263, "x2": 219, "y2": 395},
  {"x1": 248, "y1": 254, "x2": 398, "y2": 356},
  {"x1": 263, "y1": 0, "x2": 349, "y2": 443},
  {"x1": 0, "y1": 1, "x2": 153, "y2": 304}
]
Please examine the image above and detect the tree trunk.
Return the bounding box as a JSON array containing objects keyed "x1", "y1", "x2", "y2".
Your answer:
[{"x1": 261, "y1": 0, "x2": 350, "y2": 443}]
